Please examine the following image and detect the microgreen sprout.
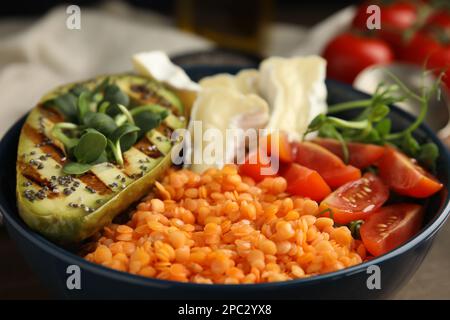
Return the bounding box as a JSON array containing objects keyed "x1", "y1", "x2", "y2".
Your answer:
[
  {"x1": 43, "y1": 77, "x2": 173, "y2": 174},
  {"x1": 304, "y1": 70, "x2": 443, "y2": 170}
]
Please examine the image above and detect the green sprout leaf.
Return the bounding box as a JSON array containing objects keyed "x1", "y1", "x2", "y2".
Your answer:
[
  {"x1": 73, "y1": 129, "x2": 107, "y2": 164},
  {"x1": 305, "y1": 70, "x2": 441, "y2": 170},
  {"x1": 417, "y1": 142, "x2": 439, "y2": 171},
  {"x1": 401, "y1": 133, "x2": 421, "y2": 157},
  {"x1": 69, "y1": 84, "x2": 88, "y2": 97},
  {"x1": 131, "y1": 105, "x2": 169, "y2": 138},
  {"x1": 104, "y1": 84, "x2": 129, "y2": 107},
  {"x1": 51, "y1": 122, "x2": 79, "y2": 153},
  {"x1": 374, "y1": 118, "x2": 391, "y2": 139},
  {"x1": 82, "y1": 112, "x2": 117, "y2": 136},
  {"x1": 62, "y1": 162, "x2": 93, "y2": 175},
  {"x1": 77, "y1": 91, "x2": 92, "y2": 122},
  {"x1": 46, "y1": 93, "x2": 78, "y2": 122},
  {"x1": 108, "y1": 124, "x2": 140, "y2": 165}
]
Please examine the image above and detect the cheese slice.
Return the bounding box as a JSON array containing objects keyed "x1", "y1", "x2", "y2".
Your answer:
[
  {"x1": 200, "y1": 69, "x2": 260, "y2": 95},
  {"x1": 188, "y1": 88, "x2": 269, "y2": 173},
  {"x1": 132, "y1": 51, "x2": 200, "y2": 92},
  {"x1": 258, "y1": 56, "x2": 328, "y2": 140}
]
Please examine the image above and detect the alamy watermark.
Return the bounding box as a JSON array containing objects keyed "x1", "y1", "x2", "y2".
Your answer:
[
  {"x1": 66, "y1": 264, "x2": 81, "y2": 290},
  {"x1": 366, "y1": 264, "x2": 381, "y2": 290},
  {"x1": 366, "y1": 5, "x2": 381, "y2": 30},
  {"x1": 170, "y1": 122, "x2": 280, "y2": 175},
  {"x1": 66, "y1": 5, "x2": 81, "y2": 30}
]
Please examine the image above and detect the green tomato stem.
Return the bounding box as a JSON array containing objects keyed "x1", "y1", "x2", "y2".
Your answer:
[
  {"x1": 386, "y1": 98, "x2": 427, "y2": 141},
  {"x1": 328, "y1": 117, "x2": 369, "y2": 130},
  {"x1": 327, "y1": 100, "x2": 372, "y2": 114}
]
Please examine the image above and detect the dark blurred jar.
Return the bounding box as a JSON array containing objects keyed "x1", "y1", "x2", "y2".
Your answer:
[{"x1": 176, "y1": 0, "x2": 272, "y2": 54}]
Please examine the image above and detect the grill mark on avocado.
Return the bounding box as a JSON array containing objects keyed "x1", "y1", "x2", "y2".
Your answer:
[
  {"x1": 18, "y1": 162, "x2": 60, "y2": 199},
  {"x1": 155, "y1": 123, "x2": 173, "y2": 138},
  {"x1": 134, "y1": 137, "x2": 163, "y2": 158},
  {"x1": 37, "y1": 105, "x2": 64, "y2": 123},
  {"x1": 22, "y1": 124, "x2": 65, "y2": 163},
  {"x1": 130, "y1": 84, "x2": 180, "y2": 116},
  {"x1": 78, "y1": 172, "x2": 112, "y2": 195}
]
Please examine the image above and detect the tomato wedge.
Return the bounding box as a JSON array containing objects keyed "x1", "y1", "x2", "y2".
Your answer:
[
  {"x1": 312, "y1": 138, "x2": 385, "y2": 169},
  {"x1": 282, "y1": 163, "x2": 331, "y2": 201},
  {"x1": 378, "y1": 147, "x2": 443, "y2": 198},
  {"x1": 360, "y1": 203, "x2": 423, "y2": 256},
  {"x1": 292, "y1": 141, "x2": 361, "y2": 188},
  {"x1": 264, "y1": 132, "x2": 293, "y2": 163},
  {"x1": 319, "y1": 173, "x2": 389, "y2": 224},
  {"x1": 239, "y1": 150, "x2": 278, "y2": 182},
  {"x1": 321, "y1": 165, "x2": 362, "y2": 189}
]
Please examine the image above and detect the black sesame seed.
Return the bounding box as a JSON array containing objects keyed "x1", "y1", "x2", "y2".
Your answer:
[
  {"x1": 85, "y1": 186, "x2": 96, "y2": 194},
  {"x1": 23, "y1": 190, "x2": 35, "y2": 201},
  {"x1": 35, "y1": 190, "x2": 46, "y2": 200}
]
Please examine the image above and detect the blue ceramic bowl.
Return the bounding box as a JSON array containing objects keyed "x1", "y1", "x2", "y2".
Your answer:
[{"x1": 0, "y1": 66, "x2": 449, "y2": 299}]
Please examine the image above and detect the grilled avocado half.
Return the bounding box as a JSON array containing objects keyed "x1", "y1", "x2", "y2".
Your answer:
[{"x1": 16, "y1": 74, "x2": 189, "y2": 244}]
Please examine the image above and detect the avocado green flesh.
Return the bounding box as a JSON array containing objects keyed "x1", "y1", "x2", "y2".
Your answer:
[
  {"x1": 116, "y1": 75, "x2": 184, "y2": 115},
  {"x1": 16, "y1": 74, "x2": 189, "y2": 244}
]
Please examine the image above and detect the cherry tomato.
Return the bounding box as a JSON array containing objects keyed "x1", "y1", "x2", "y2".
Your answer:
[
  {"x1": 239, "y1": 150, "x2": 278, "y2": 182},
  {"x1": 312, "y1": 138, "x2": 386, "y2": 169},
  {"x1": 282, "y1": 163, "x2": 331, "y2": 201},
  {"x1": 322, "y1": 32, "x2": 394, "y2": 84},
  {"x1": 427, "y1": 10, "x2": 450, "y2": 30},
  {"x1": 378, "y1": 147, "x2": 443, "y2": 198},
  {"x1": 292, "y1": 141, "x2": 361, "y2": 188},
  {"x1": 397, "y1": 31, "x2": 441, "y2": 65},
  {"x1": 352, "y1": 1, "x2": 418, "y2": 32},
  {"x1": 264, "y1": 131, "x2": 293, "y2": 163},
  {"x1": 360, "y1": 203, "x2": 423, "y2": 256},
  {"x1": 321, "y1": 165, "x2": 362, "y2": 189},
  {"x1": 352, "y1": 1, "x2": 418, "y2": 52},
  {"x1": 397, "y1": 27, "x2": 450, "y2": 89},
  {"x1": 319, "y1": 173, "x2": 389, "y2": 224}
]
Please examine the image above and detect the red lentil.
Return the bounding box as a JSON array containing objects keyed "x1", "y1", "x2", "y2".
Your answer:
[{"x1": 85, "y1": 165, "x2": 364, "y2": 284}]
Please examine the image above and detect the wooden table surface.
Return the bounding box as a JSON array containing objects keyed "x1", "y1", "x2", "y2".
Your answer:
[{"x1": 1, "y1": 220, "x2": 449, "y2": 299}]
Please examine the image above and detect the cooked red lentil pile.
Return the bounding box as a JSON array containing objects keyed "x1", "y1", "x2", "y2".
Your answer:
[{"x1": 85, "y1": 165, "x2": 366, "y2": 284}]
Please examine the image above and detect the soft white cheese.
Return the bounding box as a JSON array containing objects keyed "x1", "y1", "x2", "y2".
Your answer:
[
  {"x1": 258, "y1": 56, "x2": 328, "y2": 140},
  {"x1": 188, "y1": 87, "x2": 269, "y2": 173},
  {"x1": 132, "y1": 51, "x2": 200, "y2": 92}
]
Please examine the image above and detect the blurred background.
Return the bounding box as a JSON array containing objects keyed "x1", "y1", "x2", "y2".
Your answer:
[{"x1": 0, "y1": 0, "x2": 449, "y2": 299}]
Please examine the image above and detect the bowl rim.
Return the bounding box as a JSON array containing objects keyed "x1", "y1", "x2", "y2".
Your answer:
[{"x1": 1, "y1": 77, "x2": 450, "y2": 291}]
